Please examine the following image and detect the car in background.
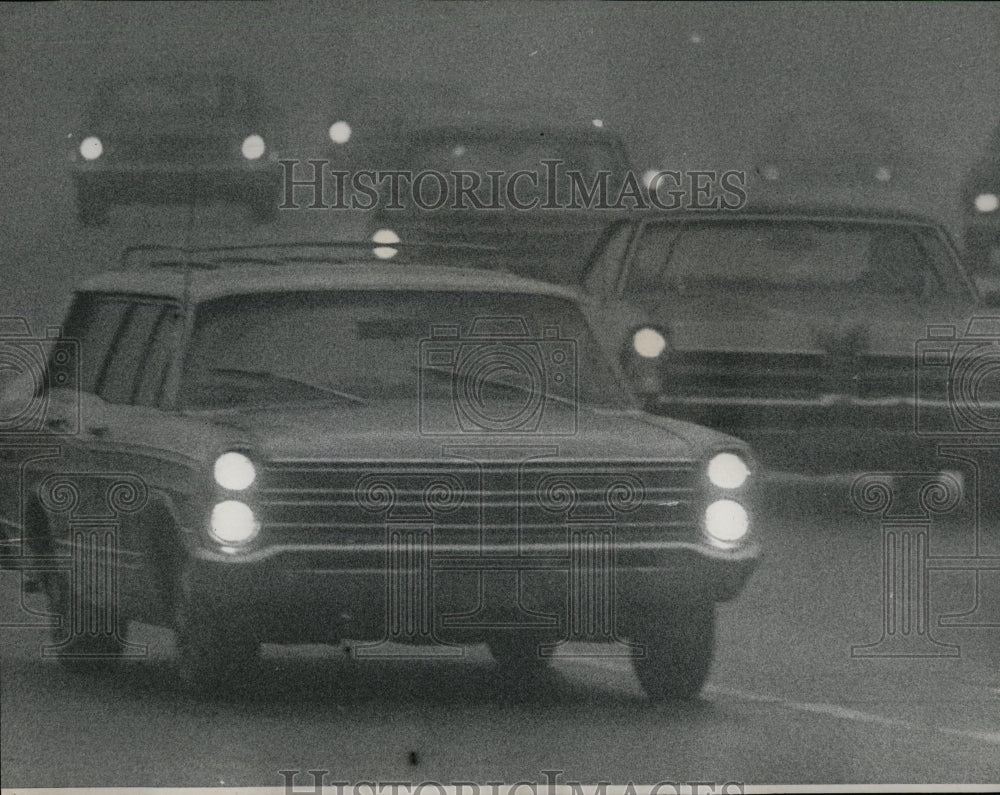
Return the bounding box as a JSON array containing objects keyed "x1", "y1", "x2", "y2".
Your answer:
[
  {"x1": 366, "y1": 123, "x2": 635, "y2": 284},
  {"x1": 960, "y1": 121, "x2": 1000, "y2": 274},
  {"x1": 579, "y1": 205, "x2": 997, "y2": 474},
  {"x1": 0, "y1": 242, "x2": 759, "y2": 701},
  {"x1": 68, "y1": 66, "x2": 283, "y2": 225}
]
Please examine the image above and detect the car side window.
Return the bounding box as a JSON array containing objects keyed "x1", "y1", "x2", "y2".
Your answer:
[
  {"x1": 57, "y1": 293, "x2": 131, "y2": 395},
  {"x1": 98, "y1": 301, "x2": 174, "y2": 406}
]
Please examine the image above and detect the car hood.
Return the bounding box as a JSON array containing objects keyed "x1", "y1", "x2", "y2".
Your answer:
[
  {"x1": 632, "y1": 289, "x2": 978, "y2": 356},
  {"x1": 188, "y1": 398, "x2": 730, "y2": 463}
]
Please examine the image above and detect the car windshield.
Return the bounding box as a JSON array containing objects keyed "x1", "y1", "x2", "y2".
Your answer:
[
  {"x1": 180, "y1": 290, "x2": 628, "y2": 410},
  {"x1": 92, "y1": 74, "x2": 249, "y2": 120},
  {"x1": 622, "y1": 220, "x2": 968, "y2": 298}
]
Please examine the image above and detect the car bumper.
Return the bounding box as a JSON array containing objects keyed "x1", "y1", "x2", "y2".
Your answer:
[
  {"x1": 72, "y1": 166, "x2": 281, "y2": 201},
  {"x1": 181, "y1": 540, "x2": 759, "y2": 644}
]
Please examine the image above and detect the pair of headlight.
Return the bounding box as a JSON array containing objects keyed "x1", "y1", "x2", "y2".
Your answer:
[
  {"x1": 79, "y1": 135, "x2": 268, "y2": 162},
  {"x1": 210, "y1": 452, "x2": 258, "y2": 545},
  {"x1": 704, "y1": 452, "x2": 751, "y2": 547}
]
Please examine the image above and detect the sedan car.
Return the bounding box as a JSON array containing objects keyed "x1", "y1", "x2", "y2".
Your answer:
[
  {"x1": 580, "y1": 205, "x2": 998, "y2": 474},
  {"x1": 0, "y1": 244, "x2": 759, "y2": 701},
  {"x1": 366, "y1": 123, "x2": 635, "y2": 284},
  {"x1": 68, "y1": 66, "x2": 283, "y2": 225}
]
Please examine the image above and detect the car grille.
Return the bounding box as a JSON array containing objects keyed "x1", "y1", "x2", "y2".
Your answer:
[
  {"x1": 255, "y1": 460, "x2": 699, "y2": 547},
  {"x1": 113, "y1": 135, "x2": 233, "y2": 164},
  {"x1": 658, "y1": 352, "x2": 918, "y2": 401}
]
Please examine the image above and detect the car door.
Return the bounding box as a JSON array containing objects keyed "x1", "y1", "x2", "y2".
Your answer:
[{"x1": 84, "y1": 296, "x2": 188, "y2": 618}]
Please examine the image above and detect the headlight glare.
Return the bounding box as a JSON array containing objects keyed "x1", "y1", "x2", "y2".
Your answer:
[
  {"x1": 707, "y1": 452, "x2": 750, "y2": 489},
  {"x1": 80, "y1": 136, "x2": 103, "y2": 160},
  {"x1": 213, "y1": 452, "x2": 256, "y2": 491},
  {"x1": 704, "y1": 499, "x2": 749, "y2": 546},
  {"x1": 372, "y1": 228, "x2": 400, "y2": 260},
  {"x1": 210, "y1": 500, "x2": 260, "y2": 544},
  {"x1": 328, "y1": 120, "x2": 352, "y2": 144},
  {"x1": 241, "y1": 134, "x2": 266, "y2": 160},
  {"x1": 975, "y1": 193, "x2": 1000, "y2": 213},
  {"x1": 633, "y1": 327, "x2": 667, "y2": 359}
]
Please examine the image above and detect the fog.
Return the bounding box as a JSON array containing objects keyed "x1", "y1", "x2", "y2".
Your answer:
[{"x1": 1, "y1": 1, "x2": 998, "y2": 330}]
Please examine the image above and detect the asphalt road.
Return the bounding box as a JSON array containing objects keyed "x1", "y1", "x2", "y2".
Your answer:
[{"x1": 3, "y1": 479, "x2": 999, "y2": 788}]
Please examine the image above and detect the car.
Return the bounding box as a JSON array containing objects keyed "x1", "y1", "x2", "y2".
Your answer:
[
  {"x1": 578, "y1": 204, "x2": 1000, "y2": 474},
  {"x1": 365, "y1": 123, "x2": 636, "y2": 284},
  {"x1": 0, "y1": 242, "x2": 759, "y2": 701},
  {"x1": 960, "y1": 121, "x2": 1000, "y2": 274},
  {"x1": 68, "y1": 65, "x2": 283, "y2": 225}
]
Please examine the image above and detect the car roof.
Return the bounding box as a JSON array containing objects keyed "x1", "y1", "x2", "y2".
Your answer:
[
  {"x1": 402, "y1": 123, "x2": 626, "y2": 143},
  {"x1": 627, "y1": 202, "x2": 947, "y2": 228},
  {"x1": 78, "y1": 259, "x2": 588, "y2": 305}
]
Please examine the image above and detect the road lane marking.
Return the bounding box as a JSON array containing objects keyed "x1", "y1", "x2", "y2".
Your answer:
[{"x1": 561, "y1": 655, "x2": 1000, "y2": 746}]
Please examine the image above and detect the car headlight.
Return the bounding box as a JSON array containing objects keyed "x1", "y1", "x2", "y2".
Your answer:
[
  {"x1": 707, "y1": 452, "x2": 750, "y2": 489},
  {"x1": 328, "y1": 120, "x2": 352, "y2": 145},
  {"x1": 974, "y1": 193, "x2": 1000, "y2": 213},
  {"x1": 210, "y1": 500, "x2": 260, "y2": 544},
  {"x1": 213, "y1": 452, "x2": 256, "y2": 491},
  {"x1": 632, "y1": 327, "x2": 667, "y2": 359},
  {"x1": 79, "y1": 136, "x2": 103, "y2": 161},
  {"x1": 704, "y1": 499, "x2": 749, "y2": 546},
  {"x1": 241, "y1": 134, "x2": 266, "y2": 160},
  {"x1": 372, "y1": 228, "x2": 400, "y2": 260}
]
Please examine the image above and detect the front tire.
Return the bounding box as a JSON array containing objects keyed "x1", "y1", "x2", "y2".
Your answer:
[
  {"x1": 631, "y1": 600, "x2": 715, "y2": 701},
  {"x1": 46, "y1": 570, "x2": 127, "y2": 673}
]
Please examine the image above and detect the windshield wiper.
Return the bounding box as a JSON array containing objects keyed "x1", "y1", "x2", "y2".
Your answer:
[{"x1": 207, "y1": 368, "x2": 366, "y2": 405}]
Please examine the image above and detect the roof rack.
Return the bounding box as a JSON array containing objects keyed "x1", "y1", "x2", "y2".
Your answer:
[{"x1": 118, "y1": 240, "x2": 504, "y2": 271}]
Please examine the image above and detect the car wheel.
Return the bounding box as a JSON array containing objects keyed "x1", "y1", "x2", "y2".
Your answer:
[
  {"x1": 46, "y1": 570, "x2": 126, "y2": 673},
  {"x1": 630, "y1": 600, "x2": 715, "y2": 701},
  {"x1": 174, "y1": 597, "x2": 259, "y2": 692},
  {"x1": 487, "y1": 633, "x2": 552, "y2": 677}
]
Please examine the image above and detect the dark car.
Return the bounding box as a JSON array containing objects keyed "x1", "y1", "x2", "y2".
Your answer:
[
  {"x1": 0, "y1": 243, "x2": 759, "y2": 701},
  {"x1": 366, "y1": 123, "x2": 636, "y2": 284},
  {"x1": 68, "y1": 67, "x2": 283, "y2": 225},
  {"x1": 579, "y1": 205, "x2": 999, "y2": 474}
]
